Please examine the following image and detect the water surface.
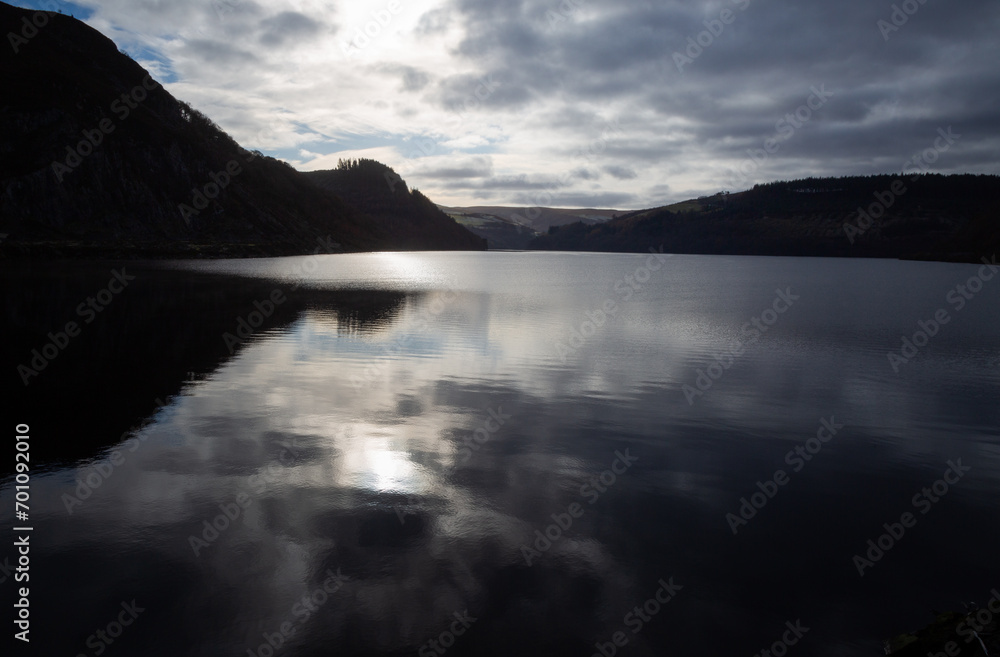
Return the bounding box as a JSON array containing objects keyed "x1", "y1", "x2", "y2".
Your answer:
[{"x1": 3, "y1": 252, "x2": 999, "y2": 657}]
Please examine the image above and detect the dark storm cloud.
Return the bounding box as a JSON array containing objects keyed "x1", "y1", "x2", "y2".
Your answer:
[{"x1": 439, "y1": 0, "x2": 1000, "y2": 190}]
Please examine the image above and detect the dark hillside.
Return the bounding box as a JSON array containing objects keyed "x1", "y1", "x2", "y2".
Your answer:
[
  {"x1": 305, "y1": 159, "x2": 485, "y2": 251},
  {"x1": 529, "y1": 175, "x2": 1000, "y2": 262},
  {"x1": 0, "y1": 3, "x2": 480, "y2": 257}
]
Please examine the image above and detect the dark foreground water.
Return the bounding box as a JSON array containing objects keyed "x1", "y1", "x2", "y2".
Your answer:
[{"x1": 3, "y1": 252, "x2": 1000, "y2": 657}]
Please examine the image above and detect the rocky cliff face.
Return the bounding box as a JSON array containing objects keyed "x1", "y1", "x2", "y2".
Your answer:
[{"x1": 0, "y1": 2, "x2": 482, "y2": 257}]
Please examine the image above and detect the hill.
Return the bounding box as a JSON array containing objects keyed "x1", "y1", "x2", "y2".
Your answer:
[
  {"x1": 438, "y1": 205, "x2": 618, "y2": 250},
  {"x1": 303, "y1": 159, "x2": 485, "y2": 251},
  {"x1": 528, "y1": 175, "x2": 1000, "y2": 262},
  {"x1": 442, "y1": 210, "x2": 539, "y2": 250},
  {"x1": 439, "y1": 205, "x2": 619, "y2": 233},
  {"x1": 0, "y1": 3, "x2": 483, "y2": 257}
]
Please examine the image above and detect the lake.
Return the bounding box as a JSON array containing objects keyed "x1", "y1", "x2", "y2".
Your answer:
[{"x1": 3, "y1": 251, "x2": 999, "y2": 657}]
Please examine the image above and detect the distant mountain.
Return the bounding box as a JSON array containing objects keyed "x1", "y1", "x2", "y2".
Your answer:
[
  {"x1": 0, "y1": 3, "x2": 483, "y2": 257},
  {"x1": 528, "y1": 175, "x2": 1000, "y2": 263},
  {"x1": 440, "y1": 210, "x2": 539, "y2": 250},
  {"x1": 304, "y1": 159, "x2": 485, "y2": 251},
  {"x1": 434, "y1": 205, "x2": 618, "y2": 250},
  {"x1": 439, "y1": 205, "x2": 620, "y2": 233}
]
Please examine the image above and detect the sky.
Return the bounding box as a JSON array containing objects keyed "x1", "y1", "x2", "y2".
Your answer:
[{"x1": 14, "y1": 0, "x2": 1000, "y2": 209}]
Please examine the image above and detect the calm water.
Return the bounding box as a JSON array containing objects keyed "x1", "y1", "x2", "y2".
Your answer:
[{"x1": 3, "y1": 252, "x2": 1000, "y2": 657}]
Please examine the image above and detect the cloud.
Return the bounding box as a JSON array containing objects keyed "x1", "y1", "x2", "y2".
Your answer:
[
  {"x1": 182, "y1": 39, "x2": 259, "y2": 66},
  {"x1": 414, "y1": 7, "x2": 451, "y2": 35},
  {"x1": 408, "y1": 155, "x2": 495, "y2": 179},
  {"x1": 440, "y1": 134, "x2": 490, "y2": 150},
  {"x1": 570, "y1": 167, "x2": 599, "y2": 181},
  {"x1": 47, "y1": 0, "x2": 1000, "y2": 208},
  {"x1": 376, "y1": 64, "x2": 432, "y2": 92},
  {"x1": 258, "y1": 11, "x2": 325, "y2": 46},
  {"x1": 604, "y1": 165, "x2": 637, "y2": 180}
]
